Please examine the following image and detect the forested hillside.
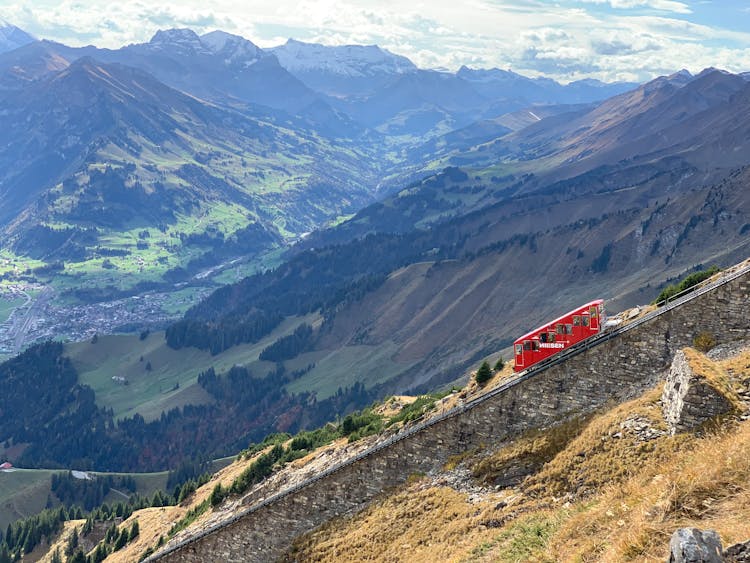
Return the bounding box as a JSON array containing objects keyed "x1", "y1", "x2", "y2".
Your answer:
[{"x1": 0, "y1": 343, "x2": 373, "y2": 472}]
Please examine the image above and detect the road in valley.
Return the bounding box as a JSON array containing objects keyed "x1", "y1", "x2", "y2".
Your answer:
[{"x1": 9, "y1": 287, "x2": 53, "y2": 354}]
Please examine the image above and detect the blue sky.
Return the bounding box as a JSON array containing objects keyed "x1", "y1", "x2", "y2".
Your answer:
[{"x1": 1, "y1": 0, "x2": 749, "y2": 82}]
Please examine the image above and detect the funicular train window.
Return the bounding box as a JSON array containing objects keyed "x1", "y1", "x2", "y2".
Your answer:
[
  {"x1": 556, "y1": 324, "x2": 564, "y2": 335},
  {"x1": 590, "y1": 306, "x2": 598, "y2": 317},
  {"x1": 523, "y1": 341, "x2": 532, "y2": 351},
  {"x1": 582, "y1": 317, "x2": 590, "y2": 327},
  {"x1": 548, "y1": 332, "x2": 556, "y2": 343},
  {"x1": 573, "y1": 315, "x2": 581, "y2": 326},
  {"x1": 515, "y1": 344, "x2": 522, "y2": 355},
  {"x1": 540, "y1": 333, "x2": 548, "y2": 343},
  {"x1": 565, "y1": 324, "x2": 573, "y2": 334},
  {"x1": 532, "y1": 341, "x2": 539, "y2": 351}
]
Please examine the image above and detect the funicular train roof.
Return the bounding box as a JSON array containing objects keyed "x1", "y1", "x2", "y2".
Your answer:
[{"x1": 514, "y1": 299, "x2": 604, "y2": 343}]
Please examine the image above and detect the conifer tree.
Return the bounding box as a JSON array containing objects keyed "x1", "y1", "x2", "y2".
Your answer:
[
  {"x1": 475, "y1": 361, "x2": 493, "y2": 386},
  {"x1": 129, "y1": 521, "x2": 139, "y2": 541},
  {"x1": 113, "y1": 528, "x2": 128, "y2": 551},
  {"x1": 91, "y1": 543, "x2": 108, "y2": 563},
  {"x1": 65, "y1": 528, "x2": 78, "y2": 556}
]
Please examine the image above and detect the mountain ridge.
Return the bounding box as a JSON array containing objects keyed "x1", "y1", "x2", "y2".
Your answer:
[{"x1": 0, "y1": 21, "x2": 34, "y2": 54}]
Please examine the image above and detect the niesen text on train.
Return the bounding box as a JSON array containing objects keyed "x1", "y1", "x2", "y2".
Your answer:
[{"x1": 513, "y1": 300, "x2": 604, "y2": 372}]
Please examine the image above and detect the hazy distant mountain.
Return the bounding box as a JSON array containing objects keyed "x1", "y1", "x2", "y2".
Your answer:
[
  {"x1": 337, "y1": 69, "x2": 488, "y2": 134},
  {"x1": 270, "y1": 39, "x2": 417, "y2": 96},
  {"x1": 0, "y1": 40, "x2": 74, "y2": 91},
  {"x1": 0, "y1": 29, "x2": 323, "y2": 116},
  {"x1": 456, "y1": 65, "x2": 637, "y2": 112},
  {"x1": 0, "y1": 26, "x2": 639, "y2": 146},
  {"x1": 115, "y1": 29, "x2": 322, "y2": 115},
  {"x1": 0, "y1": 21, "x2": 34, "y2": 54},
  {"x1": 267, "y1": 38, "x2": 637, "y2": 141},
  {"x1": 498, "y1": 67, "x2": 749, "y2": 177}
]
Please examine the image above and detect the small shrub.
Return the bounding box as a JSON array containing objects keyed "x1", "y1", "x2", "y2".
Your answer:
[
  {"x1": 494, "y1": 358, "x2": 505, "y2": 372},
  {"x1": 693, "y1": 332, "x2": 716, "y2": 353},
  {"x1": 209, "y1": 483, "x2": 225, "y2": 507},
  {"x1": 475, "y1": 361, "x2": 493, "y2": 386},
  {"x1": 653, "y1": 266, "x2": 720, "y2": 305},
  {"x1": 387, "y1": 393, "x2": 446, "y2": 427}
]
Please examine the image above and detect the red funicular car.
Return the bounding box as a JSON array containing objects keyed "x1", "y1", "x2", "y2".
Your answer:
[{"x1": 513, "y1": 299, "x2": 604, "y2": 372}]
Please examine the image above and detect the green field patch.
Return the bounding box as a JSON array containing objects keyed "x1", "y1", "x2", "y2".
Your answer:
[
  {"x1": 0, "y1": 468, "x2": 57, "y2": 529},
  {"x1": 0, "y1": 250, "x2": 45, "y2": 277},
  {"x1": 284, "y1": 341, "x2": 416, "y2": 400},
  {"x1": 66, "y1": 315, "x2": 320, "y2": 420},
  {"x1": 0, "y1": 467, "x2": 172, "y2": 529},
  {"x1": 159, "y1": 286, "x2": 211, "y2": 316},
  {"x1": 0, "y1": 296, "x2": 26, "y2": 324}
]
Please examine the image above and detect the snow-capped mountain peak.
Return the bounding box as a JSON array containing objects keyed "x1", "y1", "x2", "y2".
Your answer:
[
  {"x1": 0, "y1": 21, "x2": 36, "y2": 54},
  {"x1": 148, "y1": 28, "x2": 207, "y2": 53},
  {"x1": 200, "y1": 30, "x2": 262, "y2": 66},
  {"x1": 270, "y1": 38, "x2": 416, "y2": 77}
]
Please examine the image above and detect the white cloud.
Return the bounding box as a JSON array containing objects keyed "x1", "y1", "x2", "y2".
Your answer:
[
  {"x1": 581, "y1": 0, "x2": 692, "y2": 13},
  {"x1": 1, "y1": 0, "x2": 749, "y2": 83}
]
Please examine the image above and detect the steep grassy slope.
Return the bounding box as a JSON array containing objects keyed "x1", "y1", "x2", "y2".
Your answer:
[{"x1": 65, "y1": 314, "x2": 319, "y2": 420}]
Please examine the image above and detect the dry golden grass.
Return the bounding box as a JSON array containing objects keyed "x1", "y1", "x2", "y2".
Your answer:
[
  {"x1": 520, "y1": 387, "x2": 684, "y2": 501},
  {"x1": 546, "y1": 418, "x2": 750, "y2": 561},
  {"x1": 287, "y1": 484, "x2": 505, "y2": 563},
  {"x1": 72, "y1": 447, "x2": 279, "y2": 561},
  {"x1": 375, "y1": 396, "x2": 418, "y2": 418},
  {"x1": 36, "y1": 519, "x2": 86, "y2": 563},
  {"x1": 289, "y1": 356, "x2": 750, "y2": 563},
  {"x1": 472, "y1": 417, "x2": 590, "y2": 486},
  {"x1": 683, "y1": 347, "x2": 742, "y2": 410},
  {"x1": 104, "y1": 508, "x2": 186, "y2": 563}
]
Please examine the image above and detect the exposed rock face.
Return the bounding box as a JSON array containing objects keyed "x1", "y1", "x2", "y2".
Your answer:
[
  {"x1": 662, "y1": 350, "x2": 734, "y2": 434},
  {"x1": 725, "y1": 539, "x2": 750, "y2": 562},
  {"x1": 668, "y1": 528, "x2": 723, "y2": 563}
]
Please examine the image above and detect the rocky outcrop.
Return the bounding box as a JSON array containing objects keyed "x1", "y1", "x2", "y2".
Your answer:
[
  {"x1": 662, "y1": 349, "x2": 735, "y2": 434},
  {"x1": 668, "y1": 529, "x2": 750, "y2": 563},
  {"x1": 668, "y1": 528, "x2": 723, "y2": 562},
  {"x1": 725, "y1": 539, "x2": 750, "y2": 562}
]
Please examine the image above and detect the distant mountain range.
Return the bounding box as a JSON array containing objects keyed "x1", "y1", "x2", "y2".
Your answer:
[{"x1": 0, "y1": 25, "x2": 638, "y2": 139}]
